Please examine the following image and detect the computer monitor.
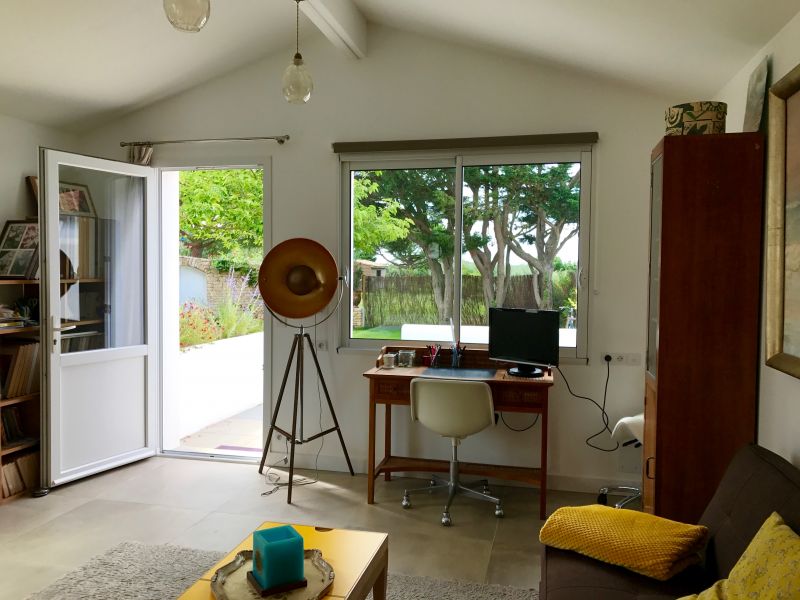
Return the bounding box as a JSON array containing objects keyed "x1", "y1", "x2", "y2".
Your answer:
[{"x1": 488, "y1": 308, "x2": 560, "y2": 378}]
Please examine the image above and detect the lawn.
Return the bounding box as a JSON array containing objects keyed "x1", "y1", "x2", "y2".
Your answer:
[{"x1": 352, "y1": 326, "x2": 402, "y2": 340}]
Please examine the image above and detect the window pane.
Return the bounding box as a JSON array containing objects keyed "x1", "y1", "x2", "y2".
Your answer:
[
  {"x1": 350, "y1": 167, "x2": 456, "y2": 342},
  {"x1": 461, "y1": 162, "x2": 581, "y2": 347}
]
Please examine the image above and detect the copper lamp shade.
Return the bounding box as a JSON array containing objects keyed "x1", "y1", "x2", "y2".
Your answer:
[{"x1": 258, "y1": 238, "x2": 339, "y2": 319}]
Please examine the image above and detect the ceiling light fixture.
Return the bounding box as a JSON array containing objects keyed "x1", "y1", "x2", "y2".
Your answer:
[
  {"x1": 282, "y1": 0, "x2": 313, "y2": 104},
  {"x1": 164, "y1": 0, "x2": 210, "y2": 33}
]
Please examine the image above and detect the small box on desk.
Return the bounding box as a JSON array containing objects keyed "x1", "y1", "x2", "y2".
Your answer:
[{"x1": 248, "y1": 525, "x2": 307, "y2": 596}]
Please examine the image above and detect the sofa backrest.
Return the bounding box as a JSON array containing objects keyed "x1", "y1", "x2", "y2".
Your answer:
[{"x1": 699, "y1": 444, "x2": 800, "y2": 578}]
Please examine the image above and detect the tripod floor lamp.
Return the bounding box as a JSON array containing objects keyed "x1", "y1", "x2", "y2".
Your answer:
[{"x1": 257, "y1": 238, "x2": 354, "y2": 502}]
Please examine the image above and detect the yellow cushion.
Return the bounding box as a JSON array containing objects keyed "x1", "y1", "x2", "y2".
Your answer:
[
  {"x1": 539, "y1": 504, "x2": 709, "y2": 581},
  {"x1": 678, "y1": 512, "x2": 800, "y2": 600}
]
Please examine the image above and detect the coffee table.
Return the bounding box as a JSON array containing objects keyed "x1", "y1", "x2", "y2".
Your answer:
[{"x1": 178, "y1": 522, "x2": 389, "y2": 600}]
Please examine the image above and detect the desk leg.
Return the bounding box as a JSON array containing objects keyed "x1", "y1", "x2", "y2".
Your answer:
[
  {"x1": 384, "y1": 404, "x2": 392, "y2": 481},
  {"x1": 540, "y1": 401, "x2": 548, "y2": 520},
  {"x1": 368, "y1": 388, "x2": 376, "y2": 504}
]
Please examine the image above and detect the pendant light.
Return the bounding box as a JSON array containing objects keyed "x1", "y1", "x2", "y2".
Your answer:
[
  {"x1": 164, "y1": 0, "x2": 210, "y2": 33},
  {"x1": 282, "y1": 0, "x2": 313, "y2": 104}
]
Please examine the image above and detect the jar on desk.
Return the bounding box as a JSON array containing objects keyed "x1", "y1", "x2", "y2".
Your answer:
[{"x1": 397, "y1": 350, "x2": 416, "y2": 368}]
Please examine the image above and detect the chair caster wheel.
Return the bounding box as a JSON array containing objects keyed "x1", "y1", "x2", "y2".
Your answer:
[
  {"x1": 495, "y1": 506, "x2": 504, "y2": 518},
  {"x1": 597, "y1": 493, "x2": 608, "y2": 506},
  {"x1": 441, "y1": 513, "x2": 452, "y2": 526},
  {"x1": 401, "y1": 495, "x2": 411, "y2": 509}
]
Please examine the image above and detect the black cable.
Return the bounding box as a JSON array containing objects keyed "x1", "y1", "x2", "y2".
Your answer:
[
  {"x1": 500, "y1": 412, "x2": 539, "y2": 432},
  {"x1": 556, "y1": 362, "x2": 619, "y2": 453}
]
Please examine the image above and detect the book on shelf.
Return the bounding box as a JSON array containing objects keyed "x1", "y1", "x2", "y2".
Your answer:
[
  {"x1": 14, "y1": 451, "x2": 39, "y2": 490},
  {"x1": 0, "y1": 341, "x2": 40, "y2": 398},
  {"x1": 1, "y1": 462, "x2": 25, "y2": 498},
  {"x1": 1, "y1": 406, "x2": 26, "y2": 444}
]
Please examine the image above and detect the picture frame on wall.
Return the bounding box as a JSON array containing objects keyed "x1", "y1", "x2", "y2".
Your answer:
[
  {"x1": 766, "y1": 61, "x2": 800, "y2": 379},
  {"x1": 58, "y1": 182, "x2": 96, "y2": 217},
  {"x1": 25, "y1": 176, "x2": 97, "y2": 218},
  {"x1": 0, "y1": 220, "x2": 39, "y2": 279}
]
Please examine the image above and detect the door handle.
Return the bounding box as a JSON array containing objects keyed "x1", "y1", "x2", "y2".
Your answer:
[{"x1": 645, "y1": 457, "x2": 655, "y2": 479}]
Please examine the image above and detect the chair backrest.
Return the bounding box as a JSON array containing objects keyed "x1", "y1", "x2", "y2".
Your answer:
[{"x1": 410, "y1": 378, "x2": 494, "y2": 439}]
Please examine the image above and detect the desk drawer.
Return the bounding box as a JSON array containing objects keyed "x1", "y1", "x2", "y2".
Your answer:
[
  {"x1": 372, "y1": 378, "x2": 411, "y2": 402},
  {"x1": 492, "y1": 386, "x2": 546, "y2": 411}
]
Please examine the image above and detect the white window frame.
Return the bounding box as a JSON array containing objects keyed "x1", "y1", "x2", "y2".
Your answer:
[{"x1": 339, "y1": 145, "x2": 592, "y2": 361}]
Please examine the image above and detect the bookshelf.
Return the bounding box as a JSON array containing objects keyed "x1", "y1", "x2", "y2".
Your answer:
[{"x1": 0, "y1": 265, "x2": 43, "y2": 501}]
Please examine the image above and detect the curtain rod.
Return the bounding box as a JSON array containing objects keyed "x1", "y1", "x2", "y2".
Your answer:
[{"x1": 120, "y1": 135, "x2": 290, "y2": 148}]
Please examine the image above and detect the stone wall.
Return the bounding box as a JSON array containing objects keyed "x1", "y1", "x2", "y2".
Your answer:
[{"x1": 179, "y1": 256, "x2": 261, "y2": 314}]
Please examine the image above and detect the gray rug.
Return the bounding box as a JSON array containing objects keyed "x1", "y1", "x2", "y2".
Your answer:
[{"x1": 27, "y1": 541, "x2": 538, "y2": 600}]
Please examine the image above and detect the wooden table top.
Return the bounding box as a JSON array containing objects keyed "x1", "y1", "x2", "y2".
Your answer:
[
  {"x1": 362, "y1": 365, "x2": 554, "y2": 386},
  {"x1": 178, "y1": 522, "x2": 388, "y2": 600}
]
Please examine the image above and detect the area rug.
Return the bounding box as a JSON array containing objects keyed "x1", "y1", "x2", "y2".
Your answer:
[{"x1": 26, "y1": 541, "x2": 538, "y2": 600}]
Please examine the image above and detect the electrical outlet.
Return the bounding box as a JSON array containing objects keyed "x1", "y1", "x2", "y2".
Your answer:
[
  {"x1": 602, "y1": 352, "x2": 642, "y2": 366},
  {"x1": 316, "y1": 339, "x2": 328, "y2": 352}
]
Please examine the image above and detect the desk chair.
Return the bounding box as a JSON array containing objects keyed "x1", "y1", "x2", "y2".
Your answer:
[
  {"x1": 401, "y1": 378, "x2": 504, "y2": 526},
  {"x1": 598, "y1": 413, "x2": 644, "y2": 508}
]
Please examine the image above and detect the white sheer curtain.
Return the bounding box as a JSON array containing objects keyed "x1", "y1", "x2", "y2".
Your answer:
[{"x1": 108, "y1": 176, "x2": 145, "y2": 347}]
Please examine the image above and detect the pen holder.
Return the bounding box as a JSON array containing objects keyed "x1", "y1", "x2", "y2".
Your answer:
[{"x1": 451, "y1": 352, "x2": 462, "y2": 368}]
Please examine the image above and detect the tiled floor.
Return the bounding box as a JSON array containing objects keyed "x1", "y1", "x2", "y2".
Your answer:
[{"x1": 0, "y1": 457, "x2": 596, "y2": 599}]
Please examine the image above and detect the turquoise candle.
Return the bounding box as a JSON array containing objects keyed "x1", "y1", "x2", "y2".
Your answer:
[{"x1": 251, "y1": 525, "x2": 305, "y2": 591}]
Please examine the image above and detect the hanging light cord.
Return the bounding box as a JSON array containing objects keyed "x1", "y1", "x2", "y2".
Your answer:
[{"x1": 295, "y1": 0, "x2": 301, "y2": 56}]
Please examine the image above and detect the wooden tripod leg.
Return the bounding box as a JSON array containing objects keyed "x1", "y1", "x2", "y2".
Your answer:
[
  {"x1": 287, "y1": 335, "x2": 304, "y2": 504},
  {"x1": 259, "y1": 334, "x2": 299, "y2": 474},
  {"x1": 304, "y1": 334, "x2": 355, "y2": 475}
]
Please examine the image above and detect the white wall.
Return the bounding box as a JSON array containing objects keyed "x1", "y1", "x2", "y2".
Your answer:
[
  {"x1": 0, "y1": 113, "x2": 76, "y2": 223},
  {"x1": 80, "y1": 24, "x2": 673, "y2": 490},
  {"x1": 716, "y1": 11, "x2": 800, "y2": 468}
]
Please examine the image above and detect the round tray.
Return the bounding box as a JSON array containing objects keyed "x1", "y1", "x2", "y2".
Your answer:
[{"x1": 211, "y1": 549, "x2": 334, "y2": 600}]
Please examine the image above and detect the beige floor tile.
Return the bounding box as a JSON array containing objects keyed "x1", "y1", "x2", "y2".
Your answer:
[
  {"x1": 0, "y1": 492, "x2": 89, "y2": 545},
  {"x1": 4, "y1": 499, "x2": 208, "y2": 570},
  {"x1": 95, "y1": 457, "x2": 254, "y2": 512},
  {"x1": 486, "y1": 547, "x2": 542, "y2": 589},
  {"x1": 168, "y1": 512, "x2": 268, "y2": 552},
  {"x1": 0, "y1": 558, "x2": 73, "y2": 600}
]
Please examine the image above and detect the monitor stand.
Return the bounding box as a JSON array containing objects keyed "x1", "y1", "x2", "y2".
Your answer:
[{"x1": 507, "y1": 364, "x2": 544, "y2": 378}]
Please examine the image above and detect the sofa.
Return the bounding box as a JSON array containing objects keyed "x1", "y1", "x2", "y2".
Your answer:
[{"x1": 540, "y1": 444, "x2": 800, "y2": 599}]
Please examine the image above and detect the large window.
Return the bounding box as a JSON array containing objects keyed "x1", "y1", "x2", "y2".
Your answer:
[{"x1": 340, "y1": 148, "x2": 591, "y2": 359}]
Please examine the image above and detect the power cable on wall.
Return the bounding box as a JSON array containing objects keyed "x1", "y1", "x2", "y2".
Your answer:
[{"x1": 556, "y1": 358, "x2": 619, "y2": 452}]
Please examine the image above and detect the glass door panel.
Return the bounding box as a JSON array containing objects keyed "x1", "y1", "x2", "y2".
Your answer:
[{"x1": 58, "y1": 165, "x2": 145, "y2": 353}]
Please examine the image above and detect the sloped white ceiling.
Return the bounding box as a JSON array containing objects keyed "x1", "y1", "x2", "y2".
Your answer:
[{"x1": 1, "y1": 0, "x2": 798, "y2": 132}]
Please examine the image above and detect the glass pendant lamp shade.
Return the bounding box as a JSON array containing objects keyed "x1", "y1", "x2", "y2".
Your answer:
[
  {"x1": 164, "y1": 0, "x2": 210, "y2": 33},
  {"x1": 282, "y1": 53, "x2": 313, "y2": 104}
]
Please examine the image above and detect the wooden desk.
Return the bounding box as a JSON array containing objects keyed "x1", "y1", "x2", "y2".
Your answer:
[
  {"x1": 363, "y1": 347, "x2": 553, "y2": 520},
  {"x1": 178, "y1": 522, "x2": 388, "y2": 600}
]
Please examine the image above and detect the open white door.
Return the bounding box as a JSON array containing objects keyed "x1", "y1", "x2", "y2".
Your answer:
[{"x1": 40, "y1": 149, "x2": 158, "y2": 487}]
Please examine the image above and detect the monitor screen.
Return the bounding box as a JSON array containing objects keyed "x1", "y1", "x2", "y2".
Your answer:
[{"x1": 488, "y1": 308, "x2": 560, "y2": 370}]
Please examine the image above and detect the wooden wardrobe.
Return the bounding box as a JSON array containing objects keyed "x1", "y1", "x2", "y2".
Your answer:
[{"x1": 644, "y1": 133, "x2": 764, "y2": 524}]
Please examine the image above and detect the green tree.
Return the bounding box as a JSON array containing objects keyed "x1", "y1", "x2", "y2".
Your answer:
[
  {"x1": 179, "y1": 169, "x2": 264, "y2": 257},
  {"x1": 352, "y1": 173, "x2": 409, "y2": 259},
  {"x1": 356, "y1": 168, "x2": 456, "y2": 322},
  {"x1": 463, "y1": 163, "x2": 580, "y2": 310}
]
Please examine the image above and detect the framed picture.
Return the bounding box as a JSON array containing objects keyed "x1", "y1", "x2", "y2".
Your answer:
[
  {"x1": 25, "y1": 176, "x2": 96, "y2": 217},
  {"x1": 766, "y1": 61, "x2": 800, "y2": 378},
  {"x1": 58, "y1": 182, "x2": 96, "y2": 217},
  {"x1": 0, "y1": 221, "x2": 39, "y2": 279}
]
